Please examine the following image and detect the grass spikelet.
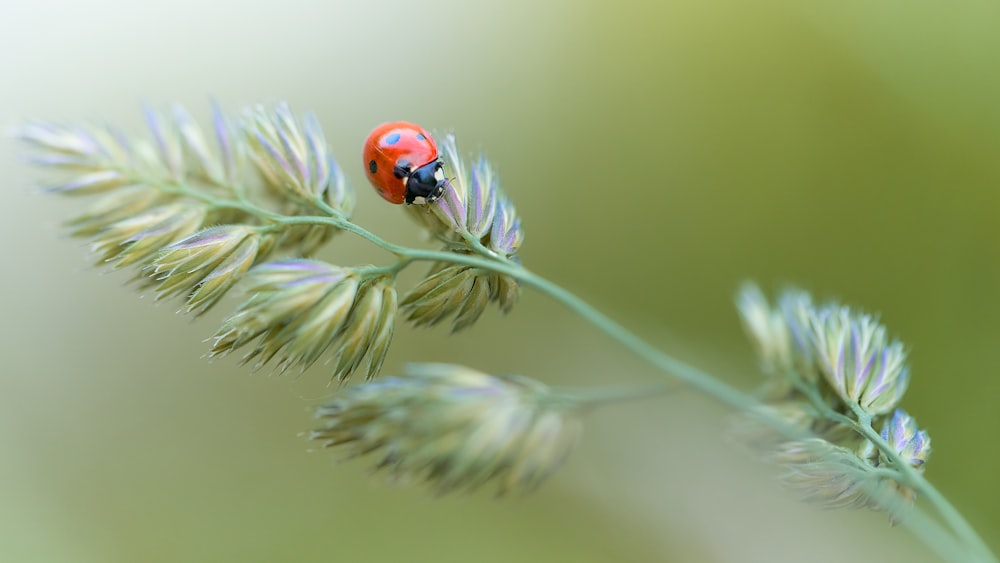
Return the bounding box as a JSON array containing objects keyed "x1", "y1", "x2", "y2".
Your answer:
[
  {"x1": 401, "y1": 262, "x2": 521, "y2": 332},
  {"x1": 734, "y1": 283, "x2": 931, "y2": 523},
  {"x1": 399, "y1": 135, "x2": 522, "y2": 331},
  {"x1": 241, "y1": 102, "x2": 353, "y2": 212},
  {"x1": 209, "y1": 260, "x2": 396, "y2": 381},
  {"x1": 144, "y1": 225, "x2": 267, "y2": 315},
  {"x1": 310, "y1": 363, "x2": 582, "y2": 495},
  {"x1": 66, "y1": 187, "x2": 163, "y2": 237},
  {"x1": 90, "y1": 202, "x2": 206, "y2": 268}
]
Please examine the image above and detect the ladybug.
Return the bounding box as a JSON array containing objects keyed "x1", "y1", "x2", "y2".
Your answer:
[{"x1": 363, "y1": 121, "x2": 446, "y2": 205}]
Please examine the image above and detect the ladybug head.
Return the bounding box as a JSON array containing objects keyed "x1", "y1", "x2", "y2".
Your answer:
[{"x1": 402, "y1": 160, "x2": 446, "y2": 205}]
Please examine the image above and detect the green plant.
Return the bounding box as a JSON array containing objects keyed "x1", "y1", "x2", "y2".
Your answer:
[{"x1": 18, "y1": 102, "x2": 997, "y2": 562}]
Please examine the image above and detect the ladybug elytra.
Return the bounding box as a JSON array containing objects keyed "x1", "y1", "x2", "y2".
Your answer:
[{"x1": 362, "y1": 121, "x2": 445, "y2": 205}]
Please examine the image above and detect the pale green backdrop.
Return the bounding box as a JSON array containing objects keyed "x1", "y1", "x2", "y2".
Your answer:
[{"x1": 2, "y1": 1, "x2": 998, "y2": 561}]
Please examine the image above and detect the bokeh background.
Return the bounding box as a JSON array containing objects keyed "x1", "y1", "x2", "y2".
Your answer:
[{"x1": 3, "y1": 1, "x2": 999, "y2": 561}]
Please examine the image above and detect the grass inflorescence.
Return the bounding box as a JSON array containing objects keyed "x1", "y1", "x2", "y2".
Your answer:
[{"x1": 18, "y1": 102, "x2": 997, "y2": 562}]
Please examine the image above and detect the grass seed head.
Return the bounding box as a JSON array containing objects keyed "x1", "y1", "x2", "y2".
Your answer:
[
  {"x1": 90, "y1": 202, "x2": 206, "y2": 268},
  {"x1": 807, "y1": 305, "x2": 910, "y2": 416},
  {"x1": 145, "y1": 225, "x2": 265, "y2": 315},
  {"x1": 407, "y1": 135, "x2": 523, "y2": 255},
  {"x1": 400, "y1": 263, "x2": 519, "y2": 332},
  {"x1": 310, "y1": 363, "x2": 582, "y2": 495},
  {"x1": 241, "y1": 102, "x2": 354, "y2": 213},
  {"x1": 209, "y1": 260, "x2": 396, "y2": 381}
]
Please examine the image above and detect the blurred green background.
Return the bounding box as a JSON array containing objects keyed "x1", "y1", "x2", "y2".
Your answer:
[{"x1": 3, "y1": 0, "x2": 999, "y2": 561}]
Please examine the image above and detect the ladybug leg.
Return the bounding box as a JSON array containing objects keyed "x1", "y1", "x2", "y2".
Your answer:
[{"x1": 393, "y1": 159, "x2": 412, "y2": 179}]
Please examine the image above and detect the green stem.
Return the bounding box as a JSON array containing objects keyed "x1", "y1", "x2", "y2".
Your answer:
[
  {"x1": 561, "y1": 382, "x2": 675, "y2": 408},
  {"x1": 906, "y1": 505, "x2": 978, "y2": 563},
  {"x1": 505, "y1": 268, "x2": 757, "y2": 408}
]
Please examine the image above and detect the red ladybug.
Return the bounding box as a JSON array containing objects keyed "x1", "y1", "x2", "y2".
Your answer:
[{"x1": 362, "y1": 121, "x2": 445, "y2": 205}]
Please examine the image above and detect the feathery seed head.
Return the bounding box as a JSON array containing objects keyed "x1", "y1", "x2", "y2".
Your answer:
[
  {"x1": 212, "y1": 103, "x2": 245, "y2": 187},
  {"x1": 738, "y1": 284, "x2": 910, "y2": 416},
  {"x1": 139, "y1": 103, "x2": 248, "y2": 187},
  {"x1": 737, "y1": 283, "x2": 795, "y2": 378},
  {"x1": 774, "y1": 437, "x2": 919, "y2": 522},
  {"x1": 736, "y1": 283, "x2": 819, "y2": 388},
  {"x1": 21, "y1": 103, "x2": 252, "y2": 196},
  {"x1": 858, "y1": 409, "x2": 931, "y2": 514},
  {"x1": 860, "y1": 409, "x2": 931, "y2": 473},
  {"x1": 773, "y1": 438, "x2": 893, "y2": 511},
  {"x1": 327, "y1": 276, "x2": 397, "y2": 381},
  {"x1": 463, "y1": 155, "x2": 497, "y2": 239},
  {"x1": 393, "y1": 134, "x2": 523, "y2": 330},
  {"x1": 242, "y1": 102, "x2": 354, "y2": 212},
  {"x1": 310, "y1": 363, "x2": 582, "y2": 495},
  {"x1": 168, "y1": 104, "x2": 230, "y2": 186},
  {"x1": 881, "y1": 409, "x2": 931, "y2": 471},
  {"x1": 90, "y1": 202, "x2": 206, "y2": 268},
  {"x1": 141, "y1": 105, "x2": 187, "y2": 181},
  {"x1": 487, "y1": 190, "x2": 523, "y2": 256},
  {"x1": 361, "y1": 280, "x2": 397, "y2": 381},
  {"x1": 737, "y1": 284, "x2": 927, "y2": 522},
  {"x1": 145, "y1": 226, "x2": 264, "y2": 315},
  {"x1": 400, "y1": 261, "x2": 520, "y2": 332},
  {"x1": 19, "y1": 122, "x2": 133, "y2": 193},
  {"x1": 210, "y1": 260, "x2": 359, "y2": 371},
  {"x1": 487, "y1": 270, "x2": 520, "y2": 314},
  {"x1": 209, "y1": 260, "x2": 395, "y2": 380},
  {"x1": 777, "y1": 289, "x2": 818, "y2": 379},
  {"x1": 44, "y1": 169, "x2": 128, "y2": 195},
  {"x1": 65, "y1": 187, "x2": 162, "y2": 238},
  {"x1": 808, "y1": 305, "x2": 909, "y2": 416},
  {"x1": 406, "y1": 135, "x2": 524, "y2": 256}
]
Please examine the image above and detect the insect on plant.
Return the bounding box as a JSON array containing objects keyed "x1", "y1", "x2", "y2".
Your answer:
[{"x1": 16, "y1": 102, "x2": 998, "y2": 562}]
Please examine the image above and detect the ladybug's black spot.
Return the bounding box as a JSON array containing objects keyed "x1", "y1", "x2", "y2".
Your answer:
[
  {"x1": 384, "y1": 133, "x2": 401, "y2": 145},
  {"x1": 393, "y1": 159, "x2": 412, "y2": 179},
  {"x1": 415, "y1": 133, "x2": 426, "y2": 141},
  {"x1": 368, "y1": 160, "x2": 377, "y2": 174}
]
